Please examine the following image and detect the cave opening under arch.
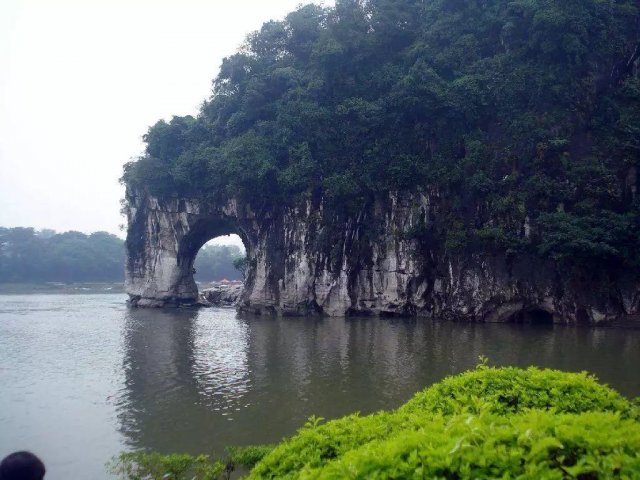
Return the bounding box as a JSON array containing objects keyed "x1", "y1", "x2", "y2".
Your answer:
[
  {"x1": 193, "y1": 235, "x2": 246, "y2": 285},
  {"x1": 176, "y1": 217, "x2": 251, "y2": 302},
  {"x1": 506, "y1": 308, "x2": 554, "y2": 325}
]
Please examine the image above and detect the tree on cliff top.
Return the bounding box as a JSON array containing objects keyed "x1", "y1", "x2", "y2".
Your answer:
[{"x1": 122, "y1": 0, "x2": 640, "y2": 269}]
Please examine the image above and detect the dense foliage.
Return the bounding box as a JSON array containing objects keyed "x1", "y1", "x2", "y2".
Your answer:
[
  {"x1": 400, "y1": 362, "x2": 635, "y2": 416},
  {"x1": 110, "y1": 366, "x2": 640, "y2": 479},
  {"x1": 226, "y1": 445, "x2": 275, "y2": 469},
  {"x1": 263, "y1": 411, "x2": 640, "y2": 478},
  {"x1": 123, "y1": 0, "x2": 640, "y2": 269},
  {"x1": 0, "y1": 227, "x2": 124, "y2": 282},
  {"x1": 109, "y1": 445, "x2": 274, "y2": 480},
  {"x1": 249, "y1": 365, "x2": 640, "y2": 479},
  {"x1": 108, "y1": 452, "x2": 225, "y2": 480}
]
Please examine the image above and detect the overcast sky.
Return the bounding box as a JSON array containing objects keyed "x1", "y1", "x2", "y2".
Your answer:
[{"x1": 0, "y1": 0, "x2": 329, "y2": 246}]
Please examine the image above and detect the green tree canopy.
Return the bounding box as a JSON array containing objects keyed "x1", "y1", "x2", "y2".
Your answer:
[{"x1": 123, "y1": 0, "x2": 640, "y2": 269}]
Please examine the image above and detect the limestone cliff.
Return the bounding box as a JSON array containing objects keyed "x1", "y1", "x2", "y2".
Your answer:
[{"x1": 125, "y1": 189, "x2": 640, "y2": 323}]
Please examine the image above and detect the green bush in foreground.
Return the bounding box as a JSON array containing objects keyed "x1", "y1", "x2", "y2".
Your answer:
[
  {"x1": 108, "y1": 452, "x2": 225, "y2": 480},
  {"x1": 108, "y1": 445, "x2": 274, "y2": 480},
  {"x1": 227, "y1": 444, "x2": 275, "y2": 468},
  {"x1": 109, "y1": 367, "x2": 640, "y2": 479},
  {"x1": 400, "y1": 365, "x2": 637, "y2": 417},
  {"x1": 295, "y1": 411, "x2": 640, "y2": 479},
  {"x1": 249, "y1": 366, "x2": 640, "y2": 479}
]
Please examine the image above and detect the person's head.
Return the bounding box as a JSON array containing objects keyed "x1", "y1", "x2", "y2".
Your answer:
[{"x1": 0, "y1": 452, "x2": 45, "y2": 480}]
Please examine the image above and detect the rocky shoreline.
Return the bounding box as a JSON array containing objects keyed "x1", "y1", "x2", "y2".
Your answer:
[{"x1": 198, "y1": 283, "x2": 243, "y2": 308}]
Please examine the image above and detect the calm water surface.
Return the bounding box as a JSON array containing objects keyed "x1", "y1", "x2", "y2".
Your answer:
[{"x1": 1, "y1": 293, "x2": 639, "y2": 479}]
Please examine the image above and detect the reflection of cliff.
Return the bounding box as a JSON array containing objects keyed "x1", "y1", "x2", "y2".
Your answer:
[
  {"x1": 116, "y1": 309, "x2": 640, "y2": 455},
  {"x1": 242, "y1": 317, "x2": 640, "y2": 441},
  {"x1": 115, "y1": 308, "x2": 250, "y2": 454},
  {"x1": 190, "y1": 311, "x2": 250, "y2": 409}
]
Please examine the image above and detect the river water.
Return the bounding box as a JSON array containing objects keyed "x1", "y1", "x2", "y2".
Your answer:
[{"x1": 0, "y1": 293, "x2": 639, "y2": 479}]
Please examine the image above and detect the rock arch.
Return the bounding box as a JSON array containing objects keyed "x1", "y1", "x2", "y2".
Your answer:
[{"x1": 125, "y1": 193, "x2": 256, "y2": 307}]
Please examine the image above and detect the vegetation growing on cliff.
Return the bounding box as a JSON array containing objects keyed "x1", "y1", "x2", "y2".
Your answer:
[
  {"x1": 110, "y1": 365, "x2": 640, "y2": 479},
  {"x1": 123, "y1": 0, "x2": 640, "y2": 269}
]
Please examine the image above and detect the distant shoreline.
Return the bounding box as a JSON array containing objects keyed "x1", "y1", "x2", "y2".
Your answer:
[
  {"x1": 0, "y1": 282, "x2": 125, "y2": 295},
  {"x1": 0, "y1": 281, "x2": 235, "y2": 295}
]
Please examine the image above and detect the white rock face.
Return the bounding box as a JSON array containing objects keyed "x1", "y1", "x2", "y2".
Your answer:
[
  {"x1": 200, "y1": 284, "x2": 243, "y2": 307},
  {"x1": 124, "y1": 190, "x2": 640, "y2": 323}
]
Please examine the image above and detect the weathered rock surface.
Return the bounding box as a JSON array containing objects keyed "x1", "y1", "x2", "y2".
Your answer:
[
  {"x1": 200, "y1": 284, "x2": 243, "y2": 307},
  {"x1": 124, "y1": 190, "x2": 640, "y2": 323}
]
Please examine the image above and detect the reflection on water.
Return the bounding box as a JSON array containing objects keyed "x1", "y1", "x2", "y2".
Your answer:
[
  {"x1": 116, "y1": 309, "x2": 640, "y2": 459},
  {"x1": 116, "y1": 308, "x2": 251, "y2": 454},
  {"x1": 192, "y1": 312, "x2": 250, "y2": 412},
  {"x1": 0, "y1": 294, "x2": 639, "y2": 479}
]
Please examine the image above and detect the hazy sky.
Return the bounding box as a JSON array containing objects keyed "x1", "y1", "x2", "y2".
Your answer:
[{"x1": 0, "y1": 0, "x2": 328, "y2": 244}]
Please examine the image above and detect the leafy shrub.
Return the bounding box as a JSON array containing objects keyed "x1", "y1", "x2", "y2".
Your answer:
[
  {"x1": 248, "y1": 412, "x2": 407, "y2": 478},
  {"x1": 107, "y1": 452, "x2": 225, "y2": 480},
  {"x1": 108, "y1": 445, "x2": 276, "y2": 480},
  {"x1": 302, "y1": 411, "x2": 640, "y2": 479},
  {"x1": 226, "y1": 445, "x2": 275, "y2": 468},
  {"x1": 401, "y1": 365, "x2": 636, "y2": 418},
  {"x1": 122, "y1": 0, "x2": 640, "y2": 270},
  {"x1": 108, "y1": 368, "x2": 640, "y2": 479},
  {"x1": 249, "y1": 366, "x2": 640, "y2": 479}
]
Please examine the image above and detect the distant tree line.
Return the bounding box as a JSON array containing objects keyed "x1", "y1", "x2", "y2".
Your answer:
[
  {"x1": 122, "y1": 0, "x2": 640, "y2": 272},
  {"x1": 0, "y1": 227, "x2": 125, "y2": 282},
  {"x1": 194, "y1": 244, "x2": 245, "y2": 282},
  {"x1": 0, "y1": 227, "x2": 244, "y2": 283}
]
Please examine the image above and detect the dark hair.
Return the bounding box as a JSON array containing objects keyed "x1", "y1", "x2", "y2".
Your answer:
[{"x1": 0, "y1": 452, "x2": 45, "y2": 480}]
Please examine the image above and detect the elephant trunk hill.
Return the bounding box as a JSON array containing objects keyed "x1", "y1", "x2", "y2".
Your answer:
[{"x1": 123, "y1": 0, "x2": 640, "y2": 323}]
